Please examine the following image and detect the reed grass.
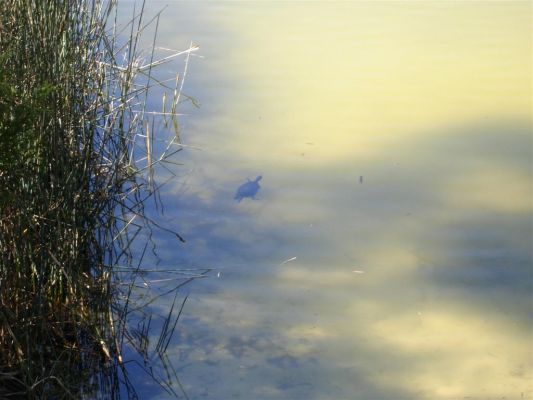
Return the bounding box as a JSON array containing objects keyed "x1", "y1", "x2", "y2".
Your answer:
[{"x1": 0, "y1": 0, "x2": 200, "y2": 397}]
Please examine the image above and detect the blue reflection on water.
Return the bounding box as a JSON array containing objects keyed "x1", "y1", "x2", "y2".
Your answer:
[{"x1": 122, "y1": 122, "x2": 532, "y2": 399}]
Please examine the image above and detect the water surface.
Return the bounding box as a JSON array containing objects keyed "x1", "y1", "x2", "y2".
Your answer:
[{"x1": 127, "y1": 1, "x2": 532, "y2": 399}]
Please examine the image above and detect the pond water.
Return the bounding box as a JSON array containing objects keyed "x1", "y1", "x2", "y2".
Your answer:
[{"x1": 122, "y1": 1, "x2": 531, "y2": 399}]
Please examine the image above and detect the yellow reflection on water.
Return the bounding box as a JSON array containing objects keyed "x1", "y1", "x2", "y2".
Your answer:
[
  {"x1": 188, "y1": 1, "x2": 531, "y2": 166},
  {"x1": 151, "y1": 1, "x2": 532, "y2": 399},
  {"x1": 369, "y1": 309, "x2": 531, "y2": 398},
  {"x1": 443, "y1": 166, "x2": 532, "y2": 212}
]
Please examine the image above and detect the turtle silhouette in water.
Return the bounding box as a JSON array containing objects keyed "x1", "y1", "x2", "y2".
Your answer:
[{"x1": 234, "y1": 175, "x2": 262, "y2": 202}]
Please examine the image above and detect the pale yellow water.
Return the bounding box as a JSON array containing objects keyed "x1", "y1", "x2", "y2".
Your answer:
[{"x1": 126, "y1": 1, "x2": 532, "y2": 399}]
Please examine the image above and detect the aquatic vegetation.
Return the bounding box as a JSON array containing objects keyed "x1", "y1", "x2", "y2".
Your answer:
[{"x1": 0, "y1": 0, "x2": 199, "y2": 397}]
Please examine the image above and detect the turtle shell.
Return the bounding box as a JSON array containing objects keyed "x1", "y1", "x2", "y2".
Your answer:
[{"x1": 234, "y1": 176, "x2": 262, "y2": 202}]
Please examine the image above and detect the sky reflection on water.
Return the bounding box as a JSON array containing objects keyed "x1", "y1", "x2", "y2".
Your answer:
[{"x1": 122, "y1": 1, "x2": 532, "y2": 399}]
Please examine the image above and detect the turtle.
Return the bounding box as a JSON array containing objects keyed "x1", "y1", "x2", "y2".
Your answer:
[{"x1": 234, "y1": 175, "x2": 262, "y2": 202}]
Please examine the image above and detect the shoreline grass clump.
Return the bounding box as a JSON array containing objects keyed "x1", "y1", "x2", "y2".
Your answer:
[{"x1": 0, "y1": 0, "x2": 199, "y2": 397}]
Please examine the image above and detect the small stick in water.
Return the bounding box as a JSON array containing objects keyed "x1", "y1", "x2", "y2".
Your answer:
[{"x1": 279, "y1": 256, "x2": 297, "y2": 266}]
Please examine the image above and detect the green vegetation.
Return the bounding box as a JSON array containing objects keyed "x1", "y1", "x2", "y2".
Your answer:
[{"x1": 0, "y1": 1, "x2": 198, "y2": 397}]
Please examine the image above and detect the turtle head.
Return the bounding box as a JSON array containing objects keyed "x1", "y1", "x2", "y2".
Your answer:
[{"x1": 255, "y1": 175, "x2": 262, "y2": 182}]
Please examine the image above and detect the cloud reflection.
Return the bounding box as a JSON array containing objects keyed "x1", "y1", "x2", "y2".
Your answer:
[
  {"x1": 131, "y1": 1, "x2": 531, "y2": 398},
  {"x1": 140, "y1": 122, "x2": 532, "y2": 399}
]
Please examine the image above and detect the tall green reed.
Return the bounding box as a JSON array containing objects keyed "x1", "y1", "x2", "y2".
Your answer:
[{"x1": 0, "y1": 1, "x2": 200, "y2": 397}]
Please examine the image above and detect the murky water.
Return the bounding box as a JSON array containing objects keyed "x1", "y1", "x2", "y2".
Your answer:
[{"x1": 124, "y1": 1, "x2": 531, "y2": 399}]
